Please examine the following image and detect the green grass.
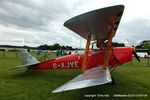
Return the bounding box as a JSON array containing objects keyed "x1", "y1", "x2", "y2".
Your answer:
[{"x1": 0, "y1": 51, "x2": 150, "y2": 100}]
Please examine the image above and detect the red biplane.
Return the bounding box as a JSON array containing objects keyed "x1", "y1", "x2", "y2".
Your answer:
[{"x1": 11, "y1": 5, "x2": 140, "y2": 93}]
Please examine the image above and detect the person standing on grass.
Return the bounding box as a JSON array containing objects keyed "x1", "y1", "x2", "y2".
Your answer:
[
  {"x1": 69, "y1": 50, "x2": 71, "y2": 55},
  {"x1": 56, "y1": 50, "x2": 60, "y2": 57},
  {"x1": 48, "y1": 50, "x2": 51, "y2": 55}
]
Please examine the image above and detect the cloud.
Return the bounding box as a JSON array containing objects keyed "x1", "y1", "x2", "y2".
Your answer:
[
  {"x1": 0, "y1": 0, "x2": 150, "y2": 48},
  {"x1": 0, "y1": 0, "x2": 72, "y2": 30},
  {"x1": 0, "y1": 0, "x2": 83, "y2": 47},
  {"x1": 114, "y1": 17, "x2": 150, "y2": 46}
]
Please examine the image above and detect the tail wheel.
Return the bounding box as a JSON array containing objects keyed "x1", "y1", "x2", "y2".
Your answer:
[{"x1": 26, "y1": 67, "x2": 30, "y2": 73}]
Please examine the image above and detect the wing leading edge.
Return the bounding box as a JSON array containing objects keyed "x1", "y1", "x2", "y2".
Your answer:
[{"x1": 52, "y1": 66, "x2": 111, "y2": 93}]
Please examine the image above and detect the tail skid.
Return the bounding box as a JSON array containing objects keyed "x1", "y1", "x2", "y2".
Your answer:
[{"x1": 10, "y1": 49, "x2": 40, "y2": 70}]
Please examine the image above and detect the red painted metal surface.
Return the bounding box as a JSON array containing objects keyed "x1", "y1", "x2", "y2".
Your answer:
[{"x1": 29, "y1": 47, "x2": 133, "y2": 70}]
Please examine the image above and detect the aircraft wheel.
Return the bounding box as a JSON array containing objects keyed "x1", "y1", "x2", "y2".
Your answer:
[
  {"x1": 111, "y1": 76, "x2": 115, "y2": 85},
  {"x1": 107, "y1": 76, "x2": 115, "y2": 85},
  {"x1": 26, "y1": 70, "x2": 29, "y2": 73}
]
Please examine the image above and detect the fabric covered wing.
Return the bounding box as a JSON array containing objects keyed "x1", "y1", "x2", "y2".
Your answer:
[
  {"x1": 52, "y1": 66, "x2": 111, "y2": 93},
  {"x1": 64, "y1": 5, "x2": 124, "y2": 41}
]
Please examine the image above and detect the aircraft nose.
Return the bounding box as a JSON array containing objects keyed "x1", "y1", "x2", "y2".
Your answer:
[{"x1": 131, "y1": 47, "x2": 135, "y2": 51}]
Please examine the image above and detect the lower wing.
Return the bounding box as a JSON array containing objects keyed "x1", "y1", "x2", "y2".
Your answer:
[{"x1": 52, "y1": 66, "x2": 112, "y2": 93}]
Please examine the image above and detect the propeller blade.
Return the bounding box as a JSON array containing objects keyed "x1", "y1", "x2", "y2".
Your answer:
[{"x1": 133, "y1": 50, "x2": 140, "y2": 62}]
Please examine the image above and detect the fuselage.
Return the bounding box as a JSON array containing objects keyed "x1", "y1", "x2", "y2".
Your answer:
[{"x1": 29, "y1": 47, "x2": 133, "y2": 70}]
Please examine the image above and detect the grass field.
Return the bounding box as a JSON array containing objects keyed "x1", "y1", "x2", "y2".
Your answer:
[{"x1": 0, "y1": 51, "x2": 150, "y2": 100}]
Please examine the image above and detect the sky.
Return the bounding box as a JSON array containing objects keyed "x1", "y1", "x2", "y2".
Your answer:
[{"x1": 0, "y1": 0, "x2": 150, "y2": 48}]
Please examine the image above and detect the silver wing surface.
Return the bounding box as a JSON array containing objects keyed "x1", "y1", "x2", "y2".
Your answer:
[
  {"x1": 52, "y1": 66, "x2": 112, "y2": 93},
  {"x1": 64, "y1": 5, "x2": 124, "y2": 41}
]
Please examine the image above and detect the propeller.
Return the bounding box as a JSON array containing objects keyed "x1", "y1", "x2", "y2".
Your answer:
[
  {"x1": 132, "y1": 48, "x2": 140, "y2": 62},
  {"x1": 127, "y1": 39, "x2": 140, "y2": 62}
]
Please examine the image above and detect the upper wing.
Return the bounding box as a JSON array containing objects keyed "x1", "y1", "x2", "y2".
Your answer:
[
  {"x1": 64, "y1": 5, "x2": 124, "y2": 41},
  {"x1": 52, "y1": 66, "x2": 111, "y2": 93}
]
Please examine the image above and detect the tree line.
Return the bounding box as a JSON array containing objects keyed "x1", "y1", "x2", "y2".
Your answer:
[
  {"x1": 0, "y1": 44, "x2": 77, "y2": 50},
  {"x1": 37, "y1": 43, "x2": 78, "y2": 50},
  {"x1": 135, "y1": 40, "x2": 150, "y2": 50},
  {"x1": 1, "y1": 40, "x2": 150, "y2": 50}
]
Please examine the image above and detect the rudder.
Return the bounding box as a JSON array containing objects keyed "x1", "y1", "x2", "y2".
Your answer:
[{"x1": 20, "y1": 49, "x2": 40, "y2": 65}]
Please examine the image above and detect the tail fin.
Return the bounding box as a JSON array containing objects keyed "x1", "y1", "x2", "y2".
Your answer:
[
  {"x1": 20, "y1": 49, "x2": 40, "y2": 65},
  {"x1": 10, "y1": 49, "x2": 40, "y2": 70}
]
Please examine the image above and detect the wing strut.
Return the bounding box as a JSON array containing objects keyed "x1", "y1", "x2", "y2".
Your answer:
[
  {"x1": 103, "y1": 28, "x2": 114, "y2": 69},
  {"x1": 81, "y1": 34, "x2": 91, "y2": 74},
  {"x1": 91, "y1": 43, "x2": 94, "y2": 51}
]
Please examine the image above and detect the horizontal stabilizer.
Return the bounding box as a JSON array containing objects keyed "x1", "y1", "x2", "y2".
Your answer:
[
  {"x1": 52, "y1": 66, "x2": 111, "y2": 93},
  {"x1": 10, "y1": 63, "x2": 39, "y2": 70}
]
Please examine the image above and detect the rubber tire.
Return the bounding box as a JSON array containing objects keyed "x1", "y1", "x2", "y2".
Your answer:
[
  {"x1": 111, "y1": 76, "x2": 115, "y2": 85},
  {"x1": 107, "y1": 76, "x2": 115, "y2": 85}
]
